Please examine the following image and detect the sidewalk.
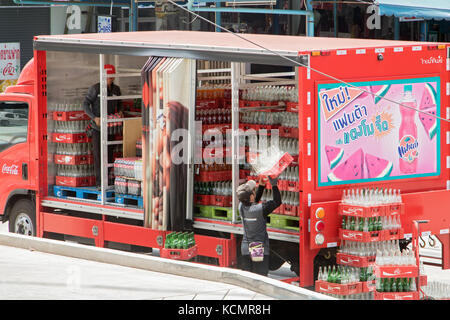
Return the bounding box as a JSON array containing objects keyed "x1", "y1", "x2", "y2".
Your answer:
[{"x1": 0, "y1": 243, "x2": 273, "y2": 300}]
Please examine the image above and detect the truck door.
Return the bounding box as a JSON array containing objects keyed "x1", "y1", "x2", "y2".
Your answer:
[{"x1": 0, "y1": 99, "x2": 31, "y2": 213}]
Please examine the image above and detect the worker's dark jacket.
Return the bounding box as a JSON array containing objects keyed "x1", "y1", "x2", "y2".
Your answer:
[
  {"x1": 83, "y1": 82, "x2": 122, "y2": 131},
  {"x1": 239, "y1": 184, "x2": 281, "y2": 256}
]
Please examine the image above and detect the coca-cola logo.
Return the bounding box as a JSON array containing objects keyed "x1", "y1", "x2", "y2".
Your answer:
[
  {"x1": 2, "y1": 62, "x2": 17, "y2": 77},
  {"x1": 2, "y1": 164, "x2": 19, "y2": 175}
]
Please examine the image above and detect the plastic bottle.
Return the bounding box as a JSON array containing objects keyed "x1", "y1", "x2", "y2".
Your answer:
[{"x1": 399, "y1": 84, "x2": 418, "y2": 173}]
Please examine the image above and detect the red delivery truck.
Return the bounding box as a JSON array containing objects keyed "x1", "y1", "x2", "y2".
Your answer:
[{"x1": 0, "y1": 31, "x2": 448, "y2": 289}]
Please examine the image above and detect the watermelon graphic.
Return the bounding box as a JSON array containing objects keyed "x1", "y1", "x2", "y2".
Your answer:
[
  {"x1": 328, "y1": 148, "x2": 364, "y2": 182},
  {"x1": 358, "y1": 85, "x2": 391, "y2": 104},
  {"x1": 325, "y1": 145, "x2": 344, "y2": 169},
  {"x1": 365, "y1": 153, "x2": 393, "y2": 179},
  {"x1": 419, "y1": 83, "x2": 437, "y2": 140},
  {"x1": 371, "y1": 85, "x2": 391, "y2": 104}
]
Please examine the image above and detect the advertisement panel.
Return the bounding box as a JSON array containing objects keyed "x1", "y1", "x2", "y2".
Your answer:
[
  {"x1": 0, "y1": 43, "x2": 20, "y2": 92},
  {"x1": 318, "y1": 77, "x2": 440, "y2": 186}
]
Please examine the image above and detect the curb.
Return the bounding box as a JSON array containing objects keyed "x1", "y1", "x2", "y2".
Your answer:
[{"x1": 0, "y1": 232, "x2": 332, "y2": 300}]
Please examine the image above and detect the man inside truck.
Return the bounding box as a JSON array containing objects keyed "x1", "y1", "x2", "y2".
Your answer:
[
  {"x1": 237, "y1": 176, "x2": 281, "y2": 276},
  {"x1": 83, "y1": 64, "x2": 122, "y2": 188}
]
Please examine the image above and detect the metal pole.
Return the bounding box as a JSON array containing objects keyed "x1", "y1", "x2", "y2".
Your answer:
[
  {"x1": 186, "y1": 59, "x2": 197, "y2": 222},
  {"x1": 99, "y1": 54, "x2": 108, "y2": 205},
  {"x1": 129, "y1": 0, "x2": 138, "y2": 31},
  {"x1": 231, "y1": 62, "x2": 241, "y2": 224},
  {"x1": 306, "y1": 0, "x2": 315, "y2": 37},
  {"x1": 215, "y1": 1, "x2": 221, "y2": 32},
  {"x1": 394, "y1": 17, "x2": 400, "y2": 40}
]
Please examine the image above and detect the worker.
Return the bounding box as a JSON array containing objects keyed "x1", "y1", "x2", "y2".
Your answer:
[
  {"x1": 237, "y1": 175, "x2": 281, "y2": 276},
  {"x1": 83, "y1": 64, "x2": 122, "y2": 188}
]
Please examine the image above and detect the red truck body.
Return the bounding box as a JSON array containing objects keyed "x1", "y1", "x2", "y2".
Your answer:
[{"x1": 0, "y1": 31, "x2": 448, "y2": 287}]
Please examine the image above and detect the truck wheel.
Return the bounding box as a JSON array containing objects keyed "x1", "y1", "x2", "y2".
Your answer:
[{"x1": 9, "y1": 199, "x2": 36, "y2": 236}]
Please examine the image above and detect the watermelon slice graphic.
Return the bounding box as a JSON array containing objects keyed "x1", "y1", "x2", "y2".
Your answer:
[
  {"x1": 325, "y1": 145, "x2": 344, "y2": 169},
  {"x1": 372, "y1": 85, "x2": 391, "y2": 104},
  {"x1": 419, "y1": 83, "x2": 437, "y2": 140},
  {"x1": 365, "y1": 153, "x2": 393, "y2": 179},
  {"x1": 358, "y1": 85, "x2": 391, "y2": 104},
  {"x1": 328, "y1": 148, "x2": 364, "y2": 182}
]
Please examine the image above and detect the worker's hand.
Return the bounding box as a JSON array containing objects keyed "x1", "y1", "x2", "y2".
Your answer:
[
  {"x1": 94, "y1": 117, "x2": 100, "y2": 126},
  {"x1": 259, "y1": 176, "x2": 268, "y2": 185}
]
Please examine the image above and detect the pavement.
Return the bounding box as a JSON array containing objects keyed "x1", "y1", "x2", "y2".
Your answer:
[
  {"x1": 0, "y1": 222, "x2": 302, "y2": 300},
  {"x1": 1, "y1": 221, "x2": 449, "y2": 300}
]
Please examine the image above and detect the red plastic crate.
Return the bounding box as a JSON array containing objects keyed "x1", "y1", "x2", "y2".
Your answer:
[
  {"x1": 52, "y1": 111, "x2": 90, "y2": 121},
  {"x1": 239, "y1": 123, "x2": 279, "y2": 133},
  {"x1": 202, "y1": 123, "x2": 231, "y2": 133},
  {"x1": 383, "y1": 228, "x2": 404, "y2": 241},
  {"x1": 336, "y1": 252, "x2": 375, "y2": 268},
  {"x1": 239, "y1": 100, "x2": 279, "y2": 108},
  {"x1": 386, "y1": 203, "x2": 404, "y2": 216},
  {"x1": 258, "y1": 152, "x2": 294, "y2": 179},
  {"x1": 374, "y1": 291, "x2": 419, "y2": 300},
  {"x1": 160, "y1": 245, "x2": 198, "y2": 261},
  {"x1": 55, "y1": 176, "x2": 95, "y2": 187},
  {"x1": 361, "y1": 281, "x2": 376, "y2": 292},
  {"x1": 194, "y1": 194, "x2": 214, "y2": 206},
  {"x1": 339, "y1": 228, "x2": 383, "y2": 242},
  {"x1": 279, "y1": 126, "x2": 299, "y2": 139},
  {"x1": 54, "y1": 154, "x2": 93, "y2": 165},
  {"x1": 212, "y1": 195, "x2": 232, "y2": 207},
  {"x1": 52, "y1": 133, "x2": 90, "y2": 144},
  {"x1": 239, "y1": 170, "x2": 251, "y2": 179},
  {"x1": 282, "y1": 204, "x2": 298, "y2": 217},
  {"x1": 286, "y1": 101, "x2": 298, "y2": 113},
  {"x1": 315, "y1": 280, "x2": 362, "y2": 295},
  {"x1": 195, "y1": 170, "x2": 231, "y2": 182},
  {"x1": 419, "y1": 274, "x2": 427, "y2": 287},
  {"x1": 373, "y1": 265, "x2": 419, "y2": 278},
  {"x1": 339, "y1": 203, "x2": 386, "y2": 218}
]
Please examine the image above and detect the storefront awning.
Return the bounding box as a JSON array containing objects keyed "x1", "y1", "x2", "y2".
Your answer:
[{"x1": 376, "y1": 0, "x2": 450, "y2": 21}]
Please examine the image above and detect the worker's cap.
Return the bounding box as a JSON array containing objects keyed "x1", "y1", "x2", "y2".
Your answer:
[
  {"x1": 104, "y1": 64, "x2": 116, "y2": 75},
  {"x1": 236, "y1": 180, "x2": 257, "y2": 202}
]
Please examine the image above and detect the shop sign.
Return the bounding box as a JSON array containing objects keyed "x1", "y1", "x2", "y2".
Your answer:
[{"x1": 0, "y1": 43, "x2": 20, "y2": 81}]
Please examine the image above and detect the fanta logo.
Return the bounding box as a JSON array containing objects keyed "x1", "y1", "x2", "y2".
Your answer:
[
  {"x1": 2, "y1": 164, "x2": 19, "y2": 175},
  {"x1": 421, "y1": 56, "x2": 443, "y2": 65},
  {"x1": 398, "y1": 135, "x2": 418, "y2": 163}
]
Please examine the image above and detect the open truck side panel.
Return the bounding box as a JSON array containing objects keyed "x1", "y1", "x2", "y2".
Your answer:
[{"x1": 0, "y1": 31, "x2": 448, "y2": 288}]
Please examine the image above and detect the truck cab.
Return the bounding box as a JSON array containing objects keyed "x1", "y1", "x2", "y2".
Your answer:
[{"x1": 0, "y1": 59, "x2": 38, "y2": 235}]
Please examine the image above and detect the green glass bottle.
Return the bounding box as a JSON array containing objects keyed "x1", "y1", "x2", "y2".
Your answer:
[
  {"x1": 391, "y1": 277, "x2": 397, "y2": 292},
  {"x1": 177, "y1": 232, "x2": 184, "y2": 249},
  {"x1": 350, "y1": 217, "x2": 355, "y2": 231},
  {"x1": 383, "y1": 278, "x2": 391, "y2": 292},
  {"x1": 342, "y1": 216, "x2": 346, "y2": 230},
  {"x1": 405, "y1": 278, "x2": 411, "y2": 292},
  {"x1": 376, "y1": 278, "x2": 383, "y2": 292},
  {"x1": 182, "y1": 233, "x2": 189, "y2": 249},
  {"x1": 377, "y1": 217, "x2": 382, "y2": 231},
  {"x1": 336, "y1": 267, "x2": 342, "y2": 284},
  {"x1": 172, "y1": 232, "x2": 179, "y2": 249},
  {"x1": 397, "y1": 278, "x2": 403, "y2": 292},
  {"x1": 368, "y1": 218, "x2": 373, "y2": 232},
  {"x1": 165, "y1": 232, "x2": 172, "y2": 249}
]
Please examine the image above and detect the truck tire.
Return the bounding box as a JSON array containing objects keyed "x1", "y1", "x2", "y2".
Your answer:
[{"x1": 8, "y1": 198, "x2": 36, "y2": 236}]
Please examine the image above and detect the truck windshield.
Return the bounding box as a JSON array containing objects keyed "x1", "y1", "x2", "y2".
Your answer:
[{"x1": 0, "y1": 101, "x2": 28, "y2": 152}]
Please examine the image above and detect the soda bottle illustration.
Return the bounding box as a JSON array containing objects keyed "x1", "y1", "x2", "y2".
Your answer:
[{"x1": 398, "y1": 85, "x2": 418, "y2": 173}]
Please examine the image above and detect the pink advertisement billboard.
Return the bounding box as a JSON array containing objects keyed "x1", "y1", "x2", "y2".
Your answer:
[{"x1": 318, "y1": 77, "x2": 441, "y2": 186}]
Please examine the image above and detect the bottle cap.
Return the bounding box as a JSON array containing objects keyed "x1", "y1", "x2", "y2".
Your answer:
[{"x1": 404, "y1": 84, "x2": 413, "y2": 92}]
